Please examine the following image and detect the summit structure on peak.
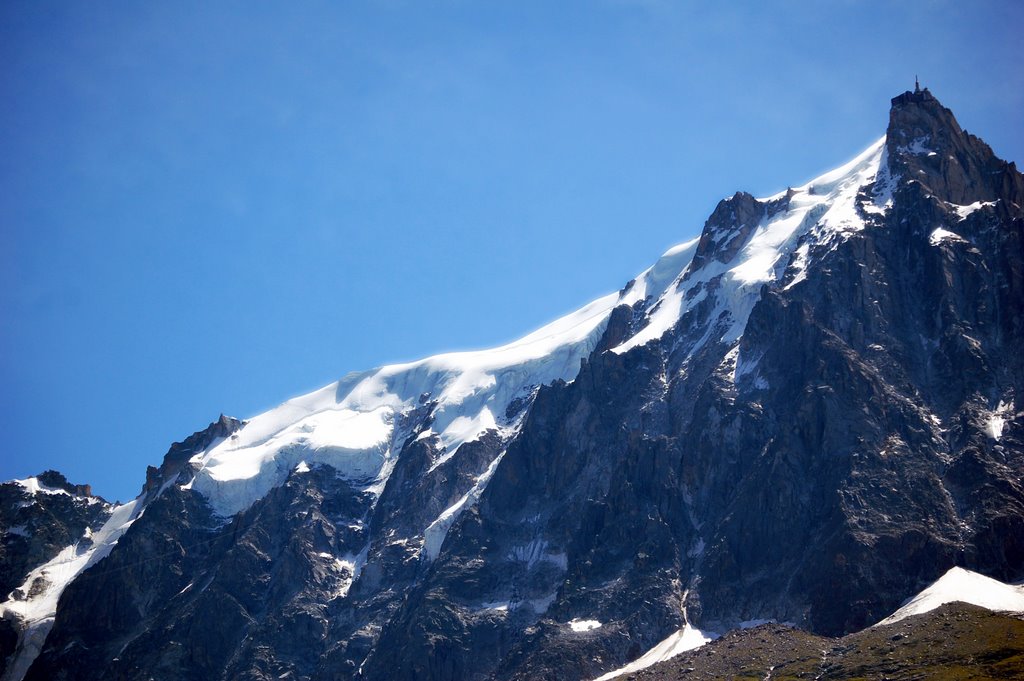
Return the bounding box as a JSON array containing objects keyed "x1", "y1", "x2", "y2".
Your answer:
[
  {"x1": 887, "y1": 86, "x2": 1022, "y2": 206},
  {"x1": 890, "y1": 77, "x2": 935, "y2": 105},
  {"x1": 2, "y1": 89, "x2": 1023, "y2": 681}
]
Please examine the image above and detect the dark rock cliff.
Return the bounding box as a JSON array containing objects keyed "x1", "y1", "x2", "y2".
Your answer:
[
  {"x1": 14, "y1": 89, "x2": 1024, "y2": 681},
  {"x1": 0, "y1": 475, "x2": 111, "y2": 678}
]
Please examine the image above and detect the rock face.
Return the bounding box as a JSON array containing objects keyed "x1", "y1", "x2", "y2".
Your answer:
[
  {"x1": 0, "y1": 475, "x2": 111, "y2": 679},
  {"x1": 6, "y1": 89, "x2": 1024, "y2": 681}
]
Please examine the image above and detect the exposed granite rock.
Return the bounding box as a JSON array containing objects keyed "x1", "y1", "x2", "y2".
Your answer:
[
  {"x1": 15, "y1": 89, "x2": 1024, "y2": 681},
  {"x1": 888, "y1": 87, "x2": 1024, "y2": 206},
  {"x1": 143, "y1": 414, "x2": 243, "y2": 494},
  {"x1": 0, "y1": 475, "x2": 111, "y2": 678},
  {"x1": 689, "y1": 191, "x2": 766, "y2": 270},
  {"x1": 359, "y1": 89, "x2": 1024, "y2": 677},
  {"x1": 32, "y1": 472, "x2": 94, "y2": 499}
]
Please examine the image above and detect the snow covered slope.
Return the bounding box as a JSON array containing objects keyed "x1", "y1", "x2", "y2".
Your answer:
[
  {"x1": 593, "y1": 624, "x2": 714, "y2": 681},
  {"x1": 16, "y1": 88, "x2": 1024, "y2": 681},
  {"x1": 0, "y1": 502, "x2": 141, "y2": 681},
  {"x1": 0, "y1": 479, "x2": 131, "y2": 681},
  {"x1": 185, "y1": 239, "x2": 698, "y2": 517},
  {"x1": 613, "y1": 136, "x2": 888, "y2": 355},
  {"x1": 185, "y1": 135, "x2": 893, "y2": 518},
  {"x1": 876, "y1": 567, "x2": 1024, "y2": 626}
]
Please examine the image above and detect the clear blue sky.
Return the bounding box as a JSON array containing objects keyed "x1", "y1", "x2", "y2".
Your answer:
[{"x1": 2, "y1": 1, "x2": 1022, "y2": 502}]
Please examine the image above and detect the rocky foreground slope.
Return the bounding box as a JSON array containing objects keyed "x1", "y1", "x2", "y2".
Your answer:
[
  {"x1": 625, "y1": 603, "x2": 1024, "y2": 681},
  {"x1": 2, "y1": 87, "x2": 1023, "y2": 680}
]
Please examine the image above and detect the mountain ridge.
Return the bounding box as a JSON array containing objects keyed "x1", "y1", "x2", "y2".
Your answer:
[{"x1": 2, "y1": 87, "x2": 1023, "y2": 681}]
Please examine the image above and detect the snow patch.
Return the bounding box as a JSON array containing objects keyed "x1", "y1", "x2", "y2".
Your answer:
[
  {"x1": 10, "y1": 477, "x2": 98, "y2": 503},
  {"x1": 613, "y1": 136, "x2": 887, "y2": 356},
  {"x1": 527, "y1": 591, "x2": 558, "y2": 614},
  {"x1": 864, "y1": 146, "x2": 897, "y2": 216},
  {"x1": 0, "y1": 497, "x2": 142, "y2": 681},
  {"x1": 423, "y1": 453, "x2": 505, "y2": 561},
  {"x1": 733, "y1": 348, "x2": 761, "y2": 383},
  {"x1": 508, "y1": 538, "x2": 567, "y2": 570},
  {"x1": 330, "y1": 557, "x2": 358, "y2": 598},
  {"x1": 608, "y1": 238, "x2": 701, "y2": 352},
  {"x1": 317, "y1": 545, "x2": 367, "y2": 600},
  {"x1": 898, "y1": 136, "x2": 935, "y2": 156},
  {"x1": 929, "y1": 227, "x2": 967, "y2": 246},
  {"x1": 738, "y1": 618, "x2": 774, "y2": 629},
  {"x1": 877, "y1": 567, "x2": 1024, "y2": 626},
  {"x1": 953, "y1": 200, "x2": 997, "y2": 220},
  {"x1": 987, "y1": 414, "x2": 1006, "y2": 440},
  {"x1": 593, "y1": 623, "x2": 714, "y2": 680},
  {"x1": 569, "y1": 618, "x2": 602, "y2": 632},
  {"x1": 985, "y1": 400, "x2": 1012, "y2": 441},
  {"x1": 783, "y1": 242, "x2": 812, "y2": 289}
]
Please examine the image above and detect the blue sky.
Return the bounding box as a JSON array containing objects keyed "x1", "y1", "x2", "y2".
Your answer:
[{"x1": 2, "y1": 1, "x2": 1022, "y2": 502}]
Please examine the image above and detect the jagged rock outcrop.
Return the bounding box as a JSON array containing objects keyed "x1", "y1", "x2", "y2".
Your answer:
[
  {"x1": 0, "y1": 475, "x2": 111, "y2": 679},
  {"x1": 7, "y1": 88, "x2": 1023, "y2": 681},
  {"x1": 143, "y1": 413, "x2": 243, "y2": 494}
]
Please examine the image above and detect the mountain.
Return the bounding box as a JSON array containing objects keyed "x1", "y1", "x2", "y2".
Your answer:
[
  {"x1": 0, "y1": 474, "x2": 112, "y2": 681},
  {"x1": 2, "y1": 86, "x2": 1023, "y2": 680}
]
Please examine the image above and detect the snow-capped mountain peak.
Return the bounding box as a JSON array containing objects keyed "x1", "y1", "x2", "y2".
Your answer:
[
  {"x1": 186, "y1": 238, "x2": 693, "y2": 516},
  {"x1": 8, "y1": 87, "x2": 1022, "y2": 681},
  {"x1": 184, "y1": 133, "x2": 898, "y2": 518},
  {"x1": 612, "y1": 135, "x2": 888, "y2": 356}
]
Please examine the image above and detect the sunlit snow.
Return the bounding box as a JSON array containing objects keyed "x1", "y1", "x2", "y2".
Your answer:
[
  {"x1": 929, "y1": 227, "x2": 967, "y2": 246},
  {"x1": 11, "y1": 477, "x2": 100, "y2": 504},
  {"x1": 984, "y1": 400, "x2": 1012, "y2": 441},
  {"x1": 613, "y1": 136, "x2": 888, "y2": 354},
  {"x1": 186, "y1": 238, "x2": 697, "y2": 516},
  {"x1": 876, "y1": 567, "x2": 1024, "y2": 626},
  {"x1": 13, "y1": 477, "x2": 71, "y2": 497},
  {"x1": 423, "y1": 453, "x2": 505, "y2": 561},
  {"x1": 569, "y1": 618, "x2": 602, "y2": 632},
  {"x1": 592, "y1": 623, "x2": 714, "y2": 681},
  {"x1": 953, "y1": 200, "x2": 997, "y2": 220},
  {"x1": 0, "y1": 499, "x2": 142, "y2": 681},
  {"x1": 184, "y1": 134, "x2": 896, "y2": 519}
]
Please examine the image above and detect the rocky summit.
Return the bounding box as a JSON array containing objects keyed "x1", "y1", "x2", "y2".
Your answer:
[{"x1": 2, "y1": 88, "x2": 1023, "y2": 681}]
